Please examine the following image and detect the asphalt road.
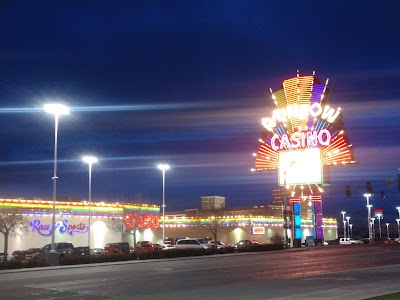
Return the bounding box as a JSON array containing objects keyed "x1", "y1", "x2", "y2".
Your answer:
[{"x1": 0, "y1": 244, "x2": 400, "y2": 300}]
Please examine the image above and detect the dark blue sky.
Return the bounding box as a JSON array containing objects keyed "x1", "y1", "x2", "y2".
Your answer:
[{"x1": 1, "y1": 1, "x2": 399, "y2": 226}]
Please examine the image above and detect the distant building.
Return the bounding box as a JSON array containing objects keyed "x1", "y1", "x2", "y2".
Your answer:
[
  {"x1": 0, "y1": 198, "x2": 160, "y2": 254},
  {"x1": 201, "y1": 196, "x2": 225, "y2": 210},
  {"x1": 174, "y1": 204, "x2": 283, "y2": 218},
  {"x1": 165, "y1": 196, "x2": 338, "y2": 244},
  {"x1": 272, "y1": 188, "x2": 285, "y2": 207}
]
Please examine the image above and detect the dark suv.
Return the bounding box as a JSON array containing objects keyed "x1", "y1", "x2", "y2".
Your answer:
[{"x1": 32, "y1": 242, "x2": 74, "y2": 262}]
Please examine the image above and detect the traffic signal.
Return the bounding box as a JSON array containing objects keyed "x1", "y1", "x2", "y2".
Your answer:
[
  {"x1": 380, "y1": 191, "x2": 386, "y2": 199},
  {"x1": 366, "y1": 181, "x2": 373, "y2": 194},
  {"x1": 345, "y1": 185, "x2": 351, "y2": 197}
]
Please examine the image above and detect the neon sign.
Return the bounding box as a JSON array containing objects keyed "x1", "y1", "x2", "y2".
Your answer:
[
  {"x1": 254, "y1": 73, "x2": 355, "y2": 173},
  {"x1": 261, "y1": 103, "x2": 341, "y2": 132},
  {"x1": 29, "y1": 219, "x2": 89, "y2": 236},
  {"x1": 271, "y1": 129, "x2": 331, "y2": 150},
  {"x1": 251, "y1": 226, "x2": 265, "y2": 235}
]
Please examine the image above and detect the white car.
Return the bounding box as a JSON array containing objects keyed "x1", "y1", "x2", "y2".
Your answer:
[
  {"x1": 339, "y1": 238, "x2": 362, "y2": 245},
  {"x1": 351, "y1": 239, "x2": 363, "y2": 244},
  {"x1": 175, "y1": 238, "x2": 214, "y2": 252},
  {"x1": 92, "y1": 248, "x2": 107, "y2": 255},
  {"x1": 162, "y1": 244, "x2": 175, "y2": 250}
]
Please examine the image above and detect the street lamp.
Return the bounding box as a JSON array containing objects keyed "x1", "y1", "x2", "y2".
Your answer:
[
  {"x1": 44, "y1": 103, "x2": 69, "y2": 252},
  {"x1": 82, "y1": 156, "x2": 98, "y2": 251},
  {"x1": 386, "y1": 223, "x2": 390, "y2": 239},
  {"x1": 157, "y1": 163, "x2": 170, "y2": 244},
  {"x1": 396, "y1": 219, "x2": 400, "y2": 239},
  {"x1": 364, "y1": 193, "x2": 372, "y2": 239},
  {"x1": 282, "y1": 170, "x2": 289, "y2": 248},
  {"x1": 341, "y1": 211, "x2": 346, "y2": 238},
  {"x1": 371, "y1": 217, "x2": 376, "y2": 238},
  {"x1": 349, "y1": 224, "x2": 353, "y2": 239},
  {"x1": 397, "y1": 207, "x2": 400, "y2": 238},
  {"x1": 346, "y1": 216, "x2": 350, "y2": 239},
  {"x1": 376, "y1": 213, "x2": 382, "y2": 238}
]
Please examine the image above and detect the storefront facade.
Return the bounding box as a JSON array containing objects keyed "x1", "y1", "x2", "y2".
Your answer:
[{"x1": 0, "y1": 198, "x2": 337, "y2": 253}]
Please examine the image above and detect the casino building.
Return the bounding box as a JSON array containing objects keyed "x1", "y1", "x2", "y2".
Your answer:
[{"x1": 0, "y1": 196, "x2": 338, "y2": 253}]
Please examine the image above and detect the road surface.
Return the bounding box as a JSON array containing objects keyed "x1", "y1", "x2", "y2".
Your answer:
[{"x1": 0, "y1": 244, "x2": 399, "y2": 299}]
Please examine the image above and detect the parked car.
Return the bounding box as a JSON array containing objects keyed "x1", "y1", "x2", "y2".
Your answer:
[
  {"x1": 92, "y1": 248, "x2": 107, "y2": 255},
  {"x1": 70, "y1": 246, "x2": 92, "y2": 256},
  {"x1": 31, "y1": 242, "x2": 75, "y2": 262},
  {"x1": 0, "y1": 253, "x2": 14, "y2": 262},
  {"x1": 235, "y1": 239, "x2": 261, "y2": 251},
  {"x1": 152, "y1": 243, "x2": 163, "y2": 251},
  {"x1": 208, "y1": 241, "x2": 235, "y2": 253},
  {"x1": 339, "y1": 238, "x2": 362, "y2": 245},
  {"x1": 135, "y1": 241, "x2": 156, "y2": 255},
  {"x1": 175, "y1": 238, "x2": 214, "y2": 252},
  {"x1": 162, "y1": 244, "x2": 176, "y2": 250},
  {"x1": 12, "y1": 248, "x2": 42, "y2": 261},
  {"x1": 104, "y1": 242, "x2": 130, "y2": 254}
]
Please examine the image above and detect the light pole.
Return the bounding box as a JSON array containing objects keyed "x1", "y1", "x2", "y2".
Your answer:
[
  {"x1": 283, "y1": 170, "x2": 289, "y2": 248},
  {"x1": 82, "y1": 156, "x2": 98, "y2": 251},
  {"x1": 349, "y1": 224, "x2": 353, "y2": 239},
  {"x1": 44, "y1": 103, "x2": 69, "y2": 252},
  {"x1": 346, "y1": 216, "x2": 350, "y2": 239},
  {"x1": 397, "y1": 207, "x2": 400, "y2": 221},
  {"x1": 371, "y1": 217, "x2": 376, "y2": 238},
  {"x1": 364, "y1": 193, "x2": 372, "y2": 239},
  {"x1": 376, "y1": 213, "x2": 382, "y2": 238},
  {"x1": 397, "y1": 206, "x2": 400, "y2": 239},
  {"x1": 386, "y1": 223, "x2": 390, "y2": 239},
  {"x1": 341, "y1": 211, "x2": 346, "y2": 238},
  {"x1": 157, "y1": 163, "x2": 170, "y2": 244}
]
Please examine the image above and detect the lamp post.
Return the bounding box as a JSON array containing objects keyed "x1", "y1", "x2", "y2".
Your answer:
[
  {"x1": 341, "y1": 211, "x2": 346, "y2": 238},
  {"x1": 82, "y1": 156, "x2": 98, "y2": 251},
  {"x1": 376, "y1": 213, "x2": 382, "y2": 238},
  {"x1": 397, "y1": 207, "x2": 400, "y2": 221},
  {"x1": 44, "y1": 103, "x2": 69, "y2": 252},
  {"x1": 349, "y1": 224, "x2": 353, "y2": 239},
  {"x1": 346, "y1": 216, "x2": 350, "y2": 239},
  {"x1": 386, "y1": 223, "x2": 390, "y2": 239},
  {"x1": 397, "y1": 207, "x2": 400, "y2": 239},
  {"x1": 364, "y1": 194, "x2": 372, "y2": 240},
  {"x1": 283, "y1": 170, "x2": 289, "y2": 248},
  {"x1": 371, "y1": 217, "x2": 376, "y2": 238},
  {"x1": 157, "y1": 163, "x2": 170, "y2": 244}
]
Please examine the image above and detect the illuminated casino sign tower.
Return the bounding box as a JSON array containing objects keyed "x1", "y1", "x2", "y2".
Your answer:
[{"x1": 253, "y1": 72, "x2": 355, "y2": 245}]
